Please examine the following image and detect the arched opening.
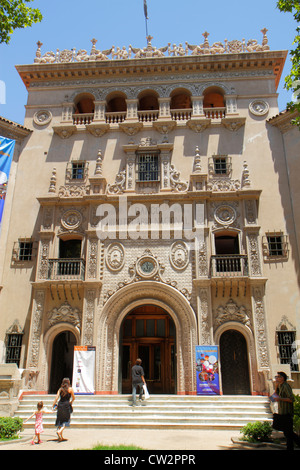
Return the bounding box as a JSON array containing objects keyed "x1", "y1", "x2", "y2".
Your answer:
[
  {"x1": 120, "y1": 305, "x2": 176, "y2": 394},
  {"x1": 49, "y1": 330, "x2": 77, "y2": 393},
  {"x1": 203, "y1": 87, "x2": 226, "y2": 118},
  {"x1": 73, "y1": 93, "x2": 95, "y2": 124},
  {"x1": 220, "y1": 329, "x2": 251, "y2": 394},
  {"x1": 105, "y1": 92, "x2": 127, "y2": 123},
  {"x1": 138, "y1": 90, "x2": 159, "y2": 122},
  {"x1": 170, "y1": 89, "x2": 192, "y2": 110}
]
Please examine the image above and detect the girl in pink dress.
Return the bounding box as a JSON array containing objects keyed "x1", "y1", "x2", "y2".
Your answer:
[{"x1": 24, "y1": 401, "x2": 53, "y2": 444}]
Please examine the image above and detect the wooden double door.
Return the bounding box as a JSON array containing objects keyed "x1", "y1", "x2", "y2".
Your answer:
[{"x1": 121, "y1": 306, "x2": 176, "y2": 394}]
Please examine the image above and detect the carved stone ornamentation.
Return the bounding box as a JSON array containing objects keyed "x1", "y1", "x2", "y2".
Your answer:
[
  {"x1": 47, "y1": 302, "x2": 82, "y2": 330},
  {"x1": 214, "y1": 298, "x2": 252, "y2": 329},
  {"x1": 106, "y1": 243, "x2": 125, "y2": 272},
  {"x1": 170, "y1": 241, "x2": 189, "y2": 271}
]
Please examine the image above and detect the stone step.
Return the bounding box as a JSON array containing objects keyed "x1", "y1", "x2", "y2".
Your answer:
[{"x1": 15, "y1": 394, "x2": 272, "y2": 429}]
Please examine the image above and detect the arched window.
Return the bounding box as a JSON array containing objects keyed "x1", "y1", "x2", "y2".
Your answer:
[
  {"x1": 105, "y1": 92, "x2": 127, "y2": 123},
  {"x1": 138, "y1": 90, "x2": 159, "y2": 122},
  {"x1": 203, "y1": 87, "x2": 225, "y2": 118},
  {"x1": 73, "y1": 93, "x2": 95, "y2": 124},
  {"x1": 170, "y1": 89, "x2": 192, "y2": 120}
]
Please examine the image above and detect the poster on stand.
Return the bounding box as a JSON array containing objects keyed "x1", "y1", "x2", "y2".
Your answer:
[
  {"x1": 72, "y1": 346, "x2": 95, "y2": 394},
  {"x1": 195, "y1": 345, "x2": 220, "y2": 395}
]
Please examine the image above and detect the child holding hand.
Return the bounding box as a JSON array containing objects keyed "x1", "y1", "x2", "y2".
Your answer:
[{"x1": 24, "y1": 401, "x2": 53, "y2": 445}]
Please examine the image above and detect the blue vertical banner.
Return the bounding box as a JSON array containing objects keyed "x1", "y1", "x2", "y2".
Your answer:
[
  {"x1": 0, "y1": 136, "x2": 15, "y2": 225},
  {"x1": 196, "y1": 345, "x2": 220, "y2": 395}
]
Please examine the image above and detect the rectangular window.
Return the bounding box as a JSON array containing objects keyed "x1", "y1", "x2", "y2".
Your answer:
[
  {"x1": 267, "y1": 235, "x2": 284, "y2": 256},
  {"x1": 137, "y1": 153, "x2": 160, "y2": 182},
  {"x1": 72, "y1": 161, "x2": 85, "y2": 180},
  {"x1": 214, "y1": 157, "x2": 228, "y2": 174},
  {"x1": 19, "y1": 241, "x2": 33, "y2": 261},
  {"x1": 6, "y1": 334, "x2": 23, "y2": 367},
  {"x1": 277, "y1": 331, "x2": 299, "y2": 372}
]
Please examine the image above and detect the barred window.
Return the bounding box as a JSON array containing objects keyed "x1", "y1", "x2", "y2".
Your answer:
[
  {"x1": 72, "y1": 161, "x2": 85, "y2": 180},
  {"x1": 19, "y1": 241, "x2": 33, "y2": 261},
  {"x1": 277, "y1": 330, "x2": 299, "y2": 372},
  {"x1": 137, "y1": 153, "x2": 160, "y2": 182},
  {"x1": 6, "y1": 333, "x2": 23, "y2": 367},
  {"x1": 263, "y1": 232, "x2": 288, "y2": 258},
  {"x1": 267, "y1": 235, "x2": 284, "y2": 256},
  {"x1": 214, "y1": 157, "x2": 228, "y2": 174}
]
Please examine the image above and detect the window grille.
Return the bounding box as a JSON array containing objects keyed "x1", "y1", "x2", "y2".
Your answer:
[
  {"x1": 12, "y1": 239, "x2": 36, "y2": 262},
  {"x1": 277, "y1": 330, "x2": 299, "y2": 372},
  {"x1": 263, "y1": 232, "x2": 288, "y2": 258},
  {"x1": 6, "y1": 333, "x2": 23, "y2": 367},
  {"x1": 65, "y1": 161, "x2": 88, "y2": 181},
  {"x1": 208, "y1": 155, "x2": 231, "y2": 176},
  {"x1": 136, "y1": 153, "x2": 160, "y2": 182},
  {"x1": 72, "y1": 161, "x2": 85, "y2": 180},
  {"x1": 19, "y1": 241, "x2": 33, "y2": 260},
  {"x1": 214, "y1": 157, "x2": 228, "y2": 174}
]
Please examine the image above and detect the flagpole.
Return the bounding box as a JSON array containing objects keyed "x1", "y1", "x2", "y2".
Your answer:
[{"x1": 143, "y1": 0, "x2": 149, "y2": 39}]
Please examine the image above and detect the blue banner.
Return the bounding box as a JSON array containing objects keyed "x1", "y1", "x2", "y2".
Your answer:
[
  {"x1": 0, "y1": 136, "x2": 15, "y2": 185},
  {"x1": 196, "y1": 345, "x2": 220, "y2": 395},
  {"x1": 0, "y1": 136, "x2": 15, "y2": 225}
]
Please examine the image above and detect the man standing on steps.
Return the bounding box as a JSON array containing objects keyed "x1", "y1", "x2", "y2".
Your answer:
[{"x1": 131, "y1": 358, "x2": 145, "y2": 406}]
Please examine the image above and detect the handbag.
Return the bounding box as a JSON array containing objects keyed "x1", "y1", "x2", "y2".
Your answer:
[{"x1": 143, "y1": 383, "x2": 150, "y2": 400}]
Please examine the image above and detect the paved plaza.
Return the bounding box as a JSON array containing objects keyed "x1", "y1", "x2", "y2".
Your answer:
[{"x1": 0, "y1": 427, "x2": 293, "y2": 451}]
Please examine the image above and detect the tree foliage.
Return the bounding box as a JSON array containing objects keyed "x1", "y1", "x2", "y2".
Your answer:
[
  {"x1": 277, "y1": 1, "x2": 300, "y2": 126},
  {"x1": 0, "y1": 0, "x2": 42, "y2": 44}
]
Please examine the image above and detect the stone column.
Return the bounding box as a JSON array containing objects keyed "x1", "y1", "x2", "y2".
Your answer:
[
  {"x1": 126, "y1": 99, "x2": 138, "y2": 121},
  {"x1": 158, "y1": 98, "x2": 171, "y2": 119}
]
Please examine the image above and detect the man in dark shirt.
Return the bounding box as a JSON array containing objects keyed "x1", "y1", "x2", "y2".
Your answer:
[{"x1": 131, "y1": 358, "x2": 145, "y2": 406}]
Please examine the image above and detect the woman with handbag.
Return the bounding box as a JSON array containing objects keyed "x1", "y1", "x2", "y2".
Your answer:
[
  {"x1": 52, "y1": 377, "x2": 75, "y2": 442},
  {"x1": 272, "y1": 371, "x2": 300, "y2": 450}
]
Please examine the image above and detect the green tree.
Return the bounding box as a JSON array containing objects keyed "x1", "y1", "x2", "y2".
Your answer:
[
  {"x1": 0, "y1": 0, "x2": 42, "y2": 44},
  {"x1": 277, "y1": 1, "x2": 300, "y2": 126}
]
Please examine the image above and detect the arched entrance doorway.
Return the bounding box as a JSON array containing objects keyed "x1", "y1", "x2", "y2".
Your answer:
[
  {"x1": 120, "y1": 305, "x2": 176, "y2": 394},
  {"x1": 220, "y1": 329, "x2": 251, "y2": 395},
  {"x1": 49, "y1": 330, "x2": 77, "y2": 393}
]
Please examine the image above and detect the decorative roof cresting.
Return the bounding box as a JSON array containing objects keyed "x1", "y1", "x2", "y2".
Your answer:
[{"x1": 34, "y1": 29, "x2": 270, "y2": 64}]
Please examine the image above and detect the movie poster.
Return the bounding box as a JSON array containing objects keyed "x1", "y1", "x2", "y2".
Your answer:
[
  {"x1": 72, "y1": 346, "x2": 96, "y2": 394},
  {"x1": 195, "y1": 345, "x2": 220, "y2": 395}
]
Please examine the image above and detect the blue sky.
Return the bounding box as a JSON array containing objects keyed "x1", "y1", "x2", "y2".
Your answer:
[{"x1": 0, "y1": 0, "x2": 297, "y2": 125}]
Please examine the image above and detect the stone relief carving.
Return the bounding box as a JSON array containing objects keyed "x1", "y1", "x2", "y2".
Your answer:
[
  {"x1": 47, "y1": 302, "x2": 82, "y2": 330},
  {"x1": 210, "y1": 201, "x2": 240, "y2": 230},
  {"x1": 249, "y1": 99, "x2": 269, "y2": 116},
  {"x1": 28, "y1": 290, "x2": 45, "y2": 368},
  {"x1": 251, "y1": 286, "x2": 270, "y2": 369},
  {"x1": 106, "y1": 243, "x2": 125, "y2": 272},
  {"x1": 34, "y1": 30, "x2": 270, "y2": 64},
  {"x1": 61, "y1": 209, "x2": 83, "y2": 231},
  {"x1": 169, "y1": 241, "x2": 189, "y2": 271},
  {"x1": 33, "y1": 110, "x2": 52, "y2": 126},
  {"x1": 214, "y1": 298, "x2": 252, "y2": 329}
]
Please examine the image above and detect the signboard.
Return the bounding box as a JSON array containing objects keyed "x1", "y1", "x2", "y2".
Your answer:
[
  {"x1": 195, "y1": 345, "x2": 220, "y2": 395},
  {"x1": 72, "y1": 346, "x2": 96, "y2": 394}
]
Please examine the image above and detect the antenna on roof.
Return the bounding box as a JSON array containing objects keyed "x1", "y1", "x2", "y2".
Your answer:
[{"x1": 143, "y1": 0, "x2": 149, "y2": 39}]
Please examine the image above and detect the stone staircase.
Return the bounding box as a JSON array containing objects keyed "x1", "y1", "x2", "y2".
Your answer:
[{"x1": 15, "y1": 394, "x2": 272, "y2": 430}]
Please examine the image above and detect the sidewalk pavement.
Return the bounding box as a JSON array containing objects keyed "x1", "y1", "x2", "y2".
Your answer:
[{"x1": 0, "y1": 427, "x2": 290, "y2": 451}]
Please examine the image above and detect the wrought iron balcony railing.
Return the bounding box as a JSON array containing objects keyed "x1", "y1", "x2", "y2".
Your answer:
[
  {"x1": 47, "y1": 258, "x2": 85, "y2": 281},
  {"x1": 211, "y1": 255, "x2": 248, "y2": 277}
]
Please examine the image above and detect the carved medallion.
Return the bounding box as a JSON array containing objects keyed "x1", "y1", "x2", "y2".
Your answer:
[
  {"x1": 106, "y1": 243, "x2": 125, "y2": 271},
  {"x1": 61, "y1": 209, "x2": 83, "y2": 231},
  {"x1": 170, "y1": 241, "x2": 189, "y2": 271},
  {"x1": 249, "y1": 99, "x2": 269, "y2": 116}
]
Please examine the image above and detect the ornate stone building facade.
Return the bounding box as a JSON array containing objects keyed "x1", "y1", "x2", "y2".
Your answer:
[{"x1": 0, "y1": 31, "x2": 299, "y2": 395}]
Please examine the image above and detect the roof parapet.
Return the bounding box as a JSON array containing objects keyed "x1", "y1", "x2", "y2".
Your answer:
[{"x1": 34, "y1": 29, "x2": 271, "y2": 64}]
